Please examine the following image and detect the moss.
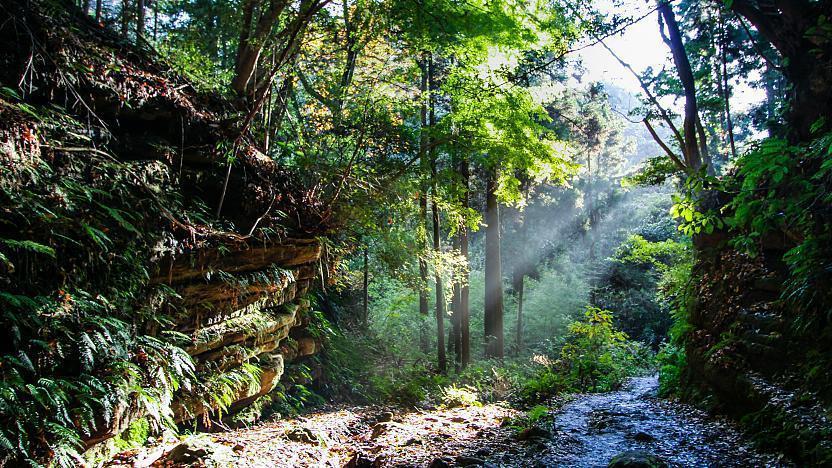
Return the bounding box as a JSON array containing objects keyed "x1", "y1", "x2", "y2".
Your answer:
[
  {"x1": 113, "y1": 418, "x2": 151, "y2": 451},
  {"x1": 230, "y1": 393, "x2": 274, "y2": 426}
]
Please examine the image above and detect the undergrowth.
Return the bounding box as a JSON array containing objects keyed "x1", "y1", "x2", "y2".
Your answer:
[
  {"x1": 318, "y1": 305, "x2": 653, "y2": 412},
  {"x1": 0, "y1": 95, "x2": 246, "y2": 465}
]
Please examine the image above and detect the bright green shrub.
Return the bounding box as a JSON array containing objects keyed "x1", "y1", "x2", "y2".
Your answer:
[
  {"x1": 656, "y1": 343, "x2": 686, "y2": 398},
  {"x1": 439, "y1": 384, "x2": 481, "y2": 408},
  {"x1": 555, "y1": 307, "x2": 650, "y2": 393}
]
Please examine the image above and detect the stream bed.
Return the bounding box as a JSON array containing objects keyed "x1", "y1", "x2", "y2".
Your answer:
[
  {"x1": 109, "y1": 375, "x2": 793, "y2": 467},
  {"x1": 512, "y1": 375, "x2": 790, "y2": 467}
]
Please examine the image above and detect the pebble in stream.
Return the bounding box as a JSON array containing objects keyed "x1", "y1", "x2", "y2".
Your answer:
[{"x1": 506, "y1": 375, "x2": 791, "y2": 468}]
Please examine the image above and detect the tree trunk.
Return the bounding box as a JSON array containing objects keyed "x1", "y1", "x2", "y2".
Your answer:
[
  {"x1": 82, "y1": 0, "x2": 90, "y2": 15},
  {"x1": 515, "y1": 271, "x2": 524, "y2": 353},
  {"x1": 333, "y1": 0, "x2": 358, "y2": 122},
  {"x1": 433, "y1": 195, "x2": 446, "y2": 373},
  {"x1": 95, "y1": 0, "x2": 102, "y2": 23},
  {"x1": 362, "y1": 246, "x2": 369, "y2": 328},
  {"x1": 136, "y1": 0, "x2": 145, "y2": 39},
  {"x1": 235, "y1": 0, "x2": 257, "y2": 69},
  {"x1": 719, "y1": 12, "x2": 738, "y2": 161},
  {"x1": 513, "y1": 210, "x2": 528, "y2": 354},
  {"x1": 417, "y1": 56, "x2": 430, "y2": 353},
  {"x1": 121, "y1": 0, "x2": 131, "y2": 38},
  {"x1": 232, "y1": 0, "x2": 296, "y2": 96},
  {"x1": 763, "y1": 63, "x2": 781, "y2": 137},
  {"x1": 429, "y1": 55, "x2": 446, "y2": 374},
  {"x1": 484, "y1": 169, "x2": 504, "y2": 359},
  {"x1": 269, "y1": 76, "x2": 295, "y2": 149},
  {"x1": 451, "y1": 234, "x2": 461, "y2": 371},
  {"x1": 587, "y1": 151, "x2": 594, "y2": 261},
  {"x1": 728, "y1": 0, "x2": 832, "y2": 141},
  {"x1": 659, "y1": 2, "x2": 703, "y2": 171},
  {"x1": 459, "y1": 156, "x2": 470, "y2": 368}
]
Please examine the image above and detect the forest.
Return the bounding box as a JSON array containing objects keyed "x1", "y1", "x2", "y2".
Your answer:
[{"x1": 0, "y1": 0, "x2": 830, "y2": 466}]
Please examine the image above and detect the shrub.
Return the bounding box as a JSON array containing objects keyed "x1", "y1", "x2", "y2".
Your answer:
[
  {"x1": 518, "y1": 307, "x2": 652, "y2": 401},
  {"x1": 557, "y1": 307, "x2": 650, "y2": 392},
  {"x1": 656, "y1": 343, "x2": 686, "y2": 398},
  {"x1": 439, "y1": 384, "x2": 481, "y2": 408},
  {"x1": 368, "y1": 364, "x2": 449, "y2": 406}
]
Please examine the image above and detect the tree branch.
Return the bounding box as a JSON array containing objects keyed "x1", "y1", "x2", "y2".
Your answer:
[{"x1": 643, "y1": 119, "x2": 686, "y2": 172}]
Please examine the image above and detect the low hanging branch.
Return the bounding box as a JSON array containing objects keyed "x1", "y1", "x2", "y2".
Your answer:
[
  {"x1": 569, "y1": 1, "x2": 709, "y2": 174},
  {"x1": 597, "y1": 38, "x2": 687, "y2": 161},
  {"x1": 644, "y1": 119, "x2": 686, "y2": 171}
]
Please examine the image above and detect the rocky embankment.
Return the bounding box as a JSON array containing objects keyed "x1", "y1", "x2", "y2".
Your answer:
[
  {"x1": 685, "y1": 234, "x2": 832, "y2": 464},
  {"x1": 0, "y1": 1, "x2": 332, "y2": 460},
  {"x1": 160, "y1": 237, "x2": 326, "y2": 424}
]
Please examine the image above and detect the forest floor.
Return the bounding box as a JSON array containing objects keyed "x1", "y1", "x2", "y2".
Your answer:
[{"x1": 106, "y1": 376, "x2": 791, "y2": 467}]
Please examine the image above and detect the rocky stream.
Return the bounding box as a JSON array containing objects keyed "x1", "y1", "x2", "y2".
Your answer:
[
  {"x1": 109, "y1": 375, "x2": 791, "y2": 467},
  {"x1": 529, "y1": 375, "x2": 789, "y2": 467}
]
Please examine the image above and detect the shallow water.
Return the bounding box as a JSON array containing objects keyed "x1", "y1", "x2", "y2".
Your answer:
[{"x1": 520, "y1": 375, "x2": 790, "y2": 467}]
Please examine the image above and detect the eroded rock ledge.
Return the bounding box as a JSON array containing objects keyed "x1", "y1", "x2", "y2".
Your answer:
[
  {"x1": 685, "y1": 235, "x2": 832, "y2": 464},
  {"x1": 0, "y1": 2, "x2": 335, "y2": 461},
  {"x1": 85, "y1": 237, "x2": 326, "y2": 451},
  {"x1": 164, "y1": 237, "x2": 325, "y2": 418}
]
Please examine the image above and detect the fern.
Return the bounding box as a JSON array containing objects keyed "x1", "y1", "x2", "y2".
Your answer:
[
  {"x1": 0, "y1": 239, "x2": 56, "y2": 258},
  {"x1": 81, "y1": 223, "x2": 112, "y2": 249},
  {"x1": 95, "y1": 201, "x2": 140, "y2": 235}
]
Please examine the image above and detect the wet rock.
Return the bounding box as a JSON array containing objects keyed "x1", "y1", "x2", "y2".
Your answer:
[
  {"x1": 371, "y1": 422, "x2": 399, "y2": 439},
  {"x1": 162, "y1": 436, "x2": 235, "y2": 465},
  {"x1": 608, "y1": 450, "x2": 668, "y2": 468},
  {"x1": 475, "y1": 447, "x2": 491, "y2": 457},
  {"x1": 344, "y1": 451, "x2": 377, "y2": 468},
  {"x1": 588, "y1": 413, "x2": 610, "y2": 430},
  {"x1": 633, "y1": 431, "x2": 655, "y2": 442},
  {"x1": 431, "y1": 432, "x2": 453, "y2": 441},
  {"x1": 165, "y1": 443, "x2": 207, "y2": 463},
  {"x1": 516, "y1": 425, "x2": 551, "y2": 441},
  {"x1": 428, "y1": 457, "x2": 453, "y2": 468},
  {"x1": 376, "y1": 411, "x2": 394, "y2": 423},
  {"x1": 456, "y1": 455, "x2": 486, "y2": 466},
  {"x1": 285, "y1": 426, "x2": 316, "y2": 444}
]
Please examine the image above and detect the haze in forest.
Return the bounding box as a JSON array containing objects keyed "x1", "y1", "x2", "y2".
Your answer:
[{"x1": 0, "y1": 0, "x2": 830, "y2": 466}]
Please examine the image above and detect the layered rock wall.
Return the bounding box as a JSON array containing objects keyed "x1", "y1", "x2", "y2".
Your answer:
[
  {"x1": 0, "y1": 2, "x2": 332, "y2": 459},
  {"x1": 155, "y1": 238, "x2": 324, "y2": 423}
]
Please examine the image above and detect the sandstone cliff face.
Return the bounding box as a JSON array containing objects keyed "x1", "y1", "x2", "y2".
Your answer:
[
  {"x1": 159, "y1": 238, "x2": 324, "y2": 424},
  {"x1": 0, "y1": 1, "x2": 331, "y2": 460},
  {"x1": 81, "y1": 237, "x2": 327, "y2": 449}
]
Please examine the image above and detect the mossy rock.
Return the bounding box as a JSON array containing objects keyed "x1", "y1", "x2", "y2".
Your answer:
[{"x1": 608, "y1": 450, "x2": 668, "y2": 468}]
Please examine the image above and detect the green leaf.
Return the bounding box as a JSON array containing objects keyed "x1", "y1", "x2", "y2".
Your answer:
[
  {"x1": 81, "y1": 223, "x2": 112, "y2": 249},
  {"x1": 0, "y1": 239, "x2": 56, "y2": 258},
  {"x1": 95, "y1": 202, "x2": 140, "y2": 235},
  {"x1": 0, "y1": 86, "x2": 21, "y2": 100}
]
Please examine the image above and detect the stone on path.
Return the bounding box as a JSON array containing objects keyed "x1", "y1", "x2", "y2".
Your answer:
[{"x1": 608, "y1": 450, "x2": 668, "y2": 468}]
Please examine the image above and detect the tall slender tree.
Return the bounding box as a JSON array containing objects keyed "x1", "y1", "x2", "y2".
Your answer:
[
  {"x1": 484, "y1": 169, "x2": 504, "y2": 359},
  {"x1": 458, "y1": 156, "x2": 471, "y2": 367}
]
